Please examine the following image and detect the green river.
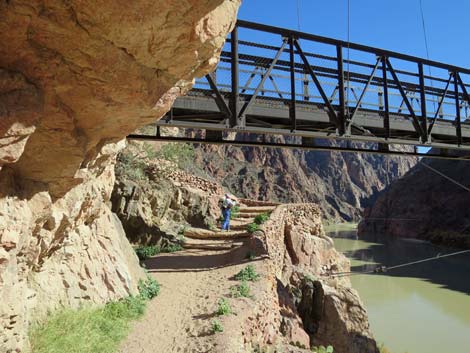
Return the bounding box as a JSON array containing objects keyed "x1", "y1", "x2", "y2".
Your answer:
[{"x1": 328, "y1": 229, "x2": 470, "y2": 353}]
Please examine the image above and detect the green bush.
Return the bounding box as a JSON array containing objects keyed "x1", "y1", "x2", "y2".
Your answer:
[
  {"x1": 230, "y1": 204, "x2": 240, "y2": 219},
  {"x1": 135, "y1": 245, "x2": 160, "y2": 261},
  {"x1": 156, "y1": 143, "x2": 195, "y2": 169},
  {"x1": 247, "y1": 223, "x2": 260, "y2": 233},
  {"x1": 216, "y1": 298, "x2": 232, "y2": 316},
  {"x1": 253, "y1": 213, "x2": 270, "y2": 225},
  {"x1": 116, "y1": 150, "x2": 147, "y2": 181},
  {"x1": 211, "y1": 319, "x2": 224, "y2": 333},
  {"x1": 135, "y1": 243, "x2": 182, "y2": 261},
  {"x1": 104, "y1": 296, "x2": 146, "y2": 321},
  {"x1": 138, "y1": 276, "x2": 160, "y2": 300},
  {"x1": 234, "y1": 265, "x2": 260, "y2": 282},
  {"x1": 311, "y1": 346, "x2": 334, "y2": 353},
  {"x1": 161, "y1": 243, "x2": 183, "y2": 253},
  {"x1": 230, "y1": 281, "x2": 251, "y2": 298}
]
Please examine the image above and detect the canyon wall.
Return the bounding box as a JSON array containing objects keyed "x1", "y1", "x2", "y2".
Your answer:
[
  {"x1": 360, "y1": 152, "x2": 470, "y2": 248},
  {"x1": 193, "y1": 138, "x2": 417, "y2": 221},
  {"x1": 0, "y1": 1, "x2": 240, "y2": 351}
]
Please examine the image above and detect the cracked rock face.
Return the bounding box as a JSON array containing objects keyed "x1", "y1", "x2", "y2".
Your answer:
[{"x1": 0, "y1": 0, "x2": 240, "y2": 350}]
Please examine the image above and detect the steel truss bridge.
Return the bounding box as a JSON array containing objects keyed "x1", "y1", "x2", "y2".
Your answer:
[{"x1": 129, "y1": 20, "x2": 470, "y2": 160}]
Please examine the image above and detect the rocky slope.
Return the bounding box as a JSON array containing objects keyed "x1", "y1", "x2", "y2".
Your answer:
[
  {"x1": 115, "y1": 183, "x2": 379, "y2": 353},
  {"x1": 111, "y1": 143, "x2": 226, "y2": 245},
  {"x1": 0, "y1": 1, "x2": 240, "y2": 351},
  {"x1": 193, "y1": 136, "x2": 417, "y2": 221},
  {"x1": 360, "y1": 151, "x2": 470, "y2": 248}
]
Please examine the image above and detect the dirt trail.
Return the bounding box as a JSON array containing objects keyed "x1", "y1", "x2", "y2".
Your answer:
[{"x1": 119, "y1": 205, "x2": 273, "y2": 353}]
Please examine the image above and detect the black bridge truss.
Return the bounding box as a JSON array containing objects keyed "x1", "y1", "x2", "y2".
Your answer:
[{"x1": 129, "y1": 20, "x2": 470, "y2": 159}]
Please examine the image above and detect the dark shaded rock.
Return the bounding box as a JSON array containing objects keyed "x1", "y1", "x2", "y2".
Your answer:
[{"x1": 360, "y1": 150, "x2": 470, "y2": 247}]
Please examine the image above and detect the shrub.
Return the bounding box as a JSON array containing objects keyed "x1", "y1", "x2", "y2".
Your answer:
[
  {"x1": 230, "y1": 281, "x2": 251, "y2": 298},
  {"x1": 161, "y1": 243, "x2": 183, "y2": 253},
  {"x1": 216, "y1": 298, "x2": 232, "y2": 316},
  {"x1": 135, "y1": 243, "x2": 182, "y2": 261},
  {"x1": 311, "y1": 346, "x2": 334, "y2": 353},
  {"x1": 234, "y1": 265, "x2": 260, "y2": 282},
  {"x1": 247, "y1": 223, "x2": 260, "y2": 233},
  {"x1": 135, "y1": 245, "x2": 159, "y2": 260},
  {"x1": 138, "y1": 276, "x2": 160, "y2": 300},
  {"x1": 211, "y1": 319, "x2": 224, "y2": 333},
  {"x1": 253, "y1": 213, "x2": 270, "y2": 225},
  {"x1": 230, "y1": 204, "x2": 240, "y2": 219},
  {"x1": 135, "y1": 245, "x2": 160, "y2": 261},
  {"x1": 156, "y1": 143, "x2": 195, "y2": 169},
  {"x1": 116, "y1": 150, "x2": 147, "y2": 181},
  {"x1": 105, "y1": 296, "x2": 146, "y2": 321}
]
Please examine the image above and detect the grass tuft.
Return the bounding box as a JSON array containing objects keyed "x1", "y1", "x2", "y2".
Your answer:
[
  {"x1": 216, "y1": 298, "x2": 232, "y2": 316},
  {"x1": 211, "y1": 319, "x2": 224, "y2": 333},
  {"x1": 310, "y1": 346, "x2": 334, "y2": 353},
  {"x1": 247, "y1": 223, "x2": 260, "y2": 233},
  {"x1": 253, "y1": 213, "x2": 270, "y2": 225},
  {"x1": 230, "y1": 281, "x2": 251, "y2": 298},
  {"x1": 134, "y1": 243, "x2": 182, "y2": 261},
  {"x1": 234, "y1": 265, "x2": 260, "y2": 282},
  {"x1": 138, "y1": 276, "x2": 160, "y2": 300}
]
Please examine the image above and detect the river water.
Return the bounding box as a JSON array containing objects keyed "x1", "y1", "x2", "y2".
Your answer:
[{"x1": 328, "y1": 229, "x2": 470, "y2": 353}]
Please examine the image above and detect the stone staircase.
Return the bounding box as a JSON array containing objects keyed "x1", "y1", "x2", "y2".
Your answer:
[{"x1": 182, "y1": 202, "x2": 276, "y2": 251}]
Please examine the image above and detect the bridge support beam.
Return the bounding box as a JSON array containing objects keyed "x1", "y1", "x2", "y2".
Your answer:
[
  {"x1": 230, "y1": 26, "x2": 239, "y2": 128},
  {"x1": 381, "y1": 56, "x2": 391, "y2": 139},
  {"x1": 336, "y1": 45, "x2": 346, "y2": 136},
  {"x1": 418, "y1": 63, "x2": 428, "y2": 143},
  {"x1": 289, "y1": 35, "x2": 297, "y2": 132}
]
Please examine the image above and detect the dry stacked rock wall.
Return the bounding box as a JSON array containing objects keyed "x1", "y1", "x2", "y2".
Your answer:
[
  {"x1": 0, "y1": 1, "x2": 240, "y2": 351},
  {"x1": 217, "y1": 202, "x2": 378, "y2": 353},
  {"x1": 112, "y1": 153, "x2": 226, "y2": 244}
]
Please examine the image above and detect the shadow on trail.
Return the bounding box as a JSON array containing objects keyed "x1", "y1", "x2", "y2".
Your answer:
[
  {"x1": 145, "y1": 246, "x2": 264, "y2": 273},
  {"x1": 332, "y1": 230, "x2": 470, "y2": 296}
]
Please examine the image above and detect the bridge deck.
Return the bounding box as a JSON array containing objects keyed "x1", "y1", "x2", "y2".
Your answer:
[{"x1": 129, "y1": 20, "x2": 470, "y2": 158}]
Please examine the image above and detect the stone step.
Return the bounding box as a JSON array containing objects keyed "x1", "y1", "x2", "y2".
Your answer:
[
  {"x1": 236, "y1": 212, "x2": 265, "y2": 218},
  {"x1": 238, "y1": 206, "x2": 276, "y2": 213},
  {"x1": 182, "y1": 239, "x2": 243, "y2": 251},
  {"x1": 229, "y1": 223, "x2": 250, "y2": 231},
  {"x1": 184, "y1": 227, "x2": 250, "y2": 240}
]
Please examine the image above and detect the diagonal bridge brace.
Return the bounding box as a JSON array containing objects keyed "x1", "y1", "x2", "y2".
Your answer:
[
  {"x1": 347, "y1": 57, "x2": 381, "y2": 133},
  {"x1": 293, "y1": 39, "x2": 340, "y2": 128},
  {"x1": 428, "y1": 73, "x2": 453, "y2": 135},
  {"x1": 238, "y1": 39, "x2": 288, "y2": 120},
  {"x1": 205, "y1": 73, "x2": 232, "y2": 121},
  {"x1": 385, "y1": 58, "x2": 427, "y2": 140}
]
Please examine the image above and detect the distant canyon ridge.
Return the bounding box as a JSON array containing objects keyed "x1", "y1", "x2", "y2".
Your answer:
[{"x1": 191, "y1": 136, "x2": 417, "y2": 222}]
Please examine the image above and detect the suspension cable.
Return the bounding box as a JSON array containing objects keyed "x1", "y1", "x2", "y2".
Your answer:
[
  {"x1": 296, "y1": 0, "x2": 301, "y2": 31},
  {"x1": 326, "y1": 249, "x2": 470, "y2": 278},
  {"x1": 346, "y1": 0, "x2": 351, "y2": 110},
  {"x1": 419, "y1": 0, "x2": 437, "y2": 112}
]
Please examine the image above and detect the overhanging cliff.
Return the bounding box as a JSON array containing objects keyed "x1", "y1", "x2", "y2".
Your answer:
[{"x1": 0, "y1": 1, "x2": 240, "y2": 350}]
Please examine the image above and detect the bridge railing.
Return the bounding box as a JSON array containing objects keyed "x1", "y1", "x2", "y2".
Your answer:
[{"x1": 190, "y1": 20, "x2": 470, "y2": 146}]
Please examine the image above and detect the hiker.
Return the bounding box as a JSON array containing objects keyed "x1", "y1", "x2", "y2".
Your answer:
[{"x1": 220, "y1": 194, "x2": 235, "y2": 231}]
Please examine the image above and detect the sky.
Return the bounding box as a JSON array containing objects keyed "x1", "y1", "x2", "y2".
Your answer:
[{"x1": 238, "y1": 0, "x2": 470, "y2": 69}]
